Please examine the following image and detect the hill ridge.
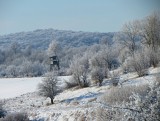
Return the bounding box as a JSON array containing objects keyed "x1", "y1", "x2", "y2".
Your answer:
[{"x1": 0, "y1": 28, "x2": 114, "y2": 50}]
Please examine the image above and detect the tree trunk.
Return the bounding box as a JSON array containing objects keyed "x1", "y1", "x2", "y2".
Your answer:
[{"x1": 50, "y1": 98, "x2": 54, "y2": 104}]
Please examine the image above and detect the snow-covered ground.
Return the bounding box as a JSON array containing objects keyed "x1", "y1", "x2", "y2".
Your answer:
[
  {"x1": 0, "y1": 67, "x2": 159, "y2": 120},
  {"x1": 0, "y1": 77, "x2": 43, "y2": 99}
]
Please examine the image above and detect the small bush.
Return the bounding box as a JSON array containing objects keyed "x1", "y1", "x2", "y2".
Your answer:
[
  {"x1": 0, "y1": 112, "x2": 29, "y2": 121},
  {"x1": 101, "y1": 85, "x2": 149, "y2": 105}
]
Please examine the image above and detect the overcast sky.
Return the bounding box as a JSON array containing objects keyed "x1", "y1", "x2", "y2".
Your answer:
[{"x1": 0, "y1": 0, "x2": 159, "y2": 35}]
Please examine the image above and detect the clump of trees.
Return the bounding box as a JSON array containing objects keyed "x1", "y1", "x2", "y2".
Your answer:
[
  {"x1": 95, "y1": 12, "x2": 160, "y2": 121},
  {"x1": 68, "y1": 43, "x2": 119, "y2": 87},
  {"x1": 115, "y1": 12, "x2": 160, "y2": 77},
  {"x1": 0, "y1": 42, "x2": 48, "y2": 77}
]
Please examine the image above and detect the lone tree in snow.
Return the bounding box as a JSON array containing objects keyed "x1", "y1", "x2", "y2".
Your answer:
[{"x1": 38, "y1": 72, "x2": 59, "y2": 104}]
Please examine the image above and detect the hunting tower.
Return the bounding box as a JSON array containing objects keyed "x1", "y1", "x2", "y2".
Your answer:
[{"x1": 50, "y1": 56, "x2": 60, "y2": 71}]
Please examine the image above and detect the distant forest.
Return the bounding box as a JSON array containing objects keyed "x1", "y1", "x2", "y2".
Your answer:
[
  {"x1": 0, "y1": 29, "x2": 115, "y2": 77},
  {"x1": 0, "y1": 29, "x2": 114, "y2": 50}
]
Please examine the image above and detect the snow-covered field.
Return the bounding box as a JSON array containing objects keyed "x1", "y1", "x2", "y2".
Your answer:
[{"x1": 0, "y1": 77, "x2": 43, "y2": 99}]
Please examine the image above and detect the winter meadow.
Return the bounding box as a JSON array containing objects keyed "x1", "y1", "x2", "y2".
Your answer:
[{"x1": 0, "y1": 1, "x2": 160, "y2": 121}]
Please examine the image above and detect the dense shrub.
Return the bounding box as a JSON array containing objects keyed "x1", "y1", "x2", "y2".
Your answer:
[{"x1": 0, "y1": 112, "x2": 29, "y2": 121}]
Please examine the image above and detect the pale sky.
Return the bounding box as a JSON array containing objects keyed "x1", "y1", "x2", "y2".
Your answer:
[{"x1": 0, "y1": 0, "x2": 159, "y2": 35}]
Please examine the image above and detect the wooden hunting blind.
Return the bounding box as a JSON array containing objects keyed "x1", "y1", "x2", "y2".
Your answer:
[{"x1": 50, "y1": 56, "x2": 60, "y2": 71}]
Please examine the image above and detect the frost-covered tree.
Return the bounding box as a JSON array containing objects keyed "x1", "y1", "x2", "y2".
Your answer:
[
  {"x1": 38, "y1": 72, "x2": 59, "y2": 104},
  {"x1": 91, "y1": 67, "x2": 105, "y2": 86},
  {"x1": 144, "y1": 46, "x2": 160, "y2": 68},
  {"x1": 90, "y1": 50, "x2": 109, "y2": 79},
  {"x1": 139, "y1": 13, "x2": 160, "y2": 67},
  {"x1": 47, "y1": 41, "x2": 61, "y2": 57},
  {"x1": 141, "y1": 12, "x2": 160, "y2": 51},
  {"x1": 126, "y1": 49, "x2": 149, "y2": 77},
  {"x1": 115, "y1": 20, "x2": 141, "y2": 56},
  {"x1": 6, "y1": 65, "x2": 18, "y2": 77},
  {"x1": 69, "y1": 54, "x2": 90, "y2": 87}
]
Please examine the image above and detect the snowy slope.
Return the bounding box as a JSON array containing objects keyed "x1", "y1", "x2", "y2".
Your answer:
[{"x1": 1, "y1": 67, "x2": 159, "y2": 120}]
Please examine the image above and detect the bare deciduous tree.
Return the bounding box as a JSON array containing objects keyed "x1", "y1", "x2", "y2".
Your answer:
[
  {"x1": 69, "y1": 55, "x2": 90, "y2": 87},
  {"x1": 141, "y1": 12, "x2": 160, "y2": 51},
  {"x1": 38, "y1": 72, "x2": 59, "y2": 104},
  {"x1": 139, "y1": 13, "x2": 160, "y2": 67},
  {"x1": 117, "y1": 20, "x2": 141, "y2": 56}
]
